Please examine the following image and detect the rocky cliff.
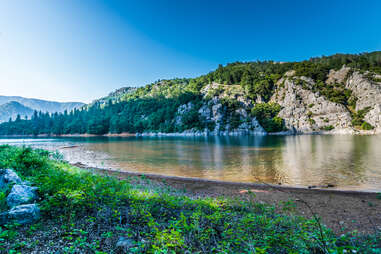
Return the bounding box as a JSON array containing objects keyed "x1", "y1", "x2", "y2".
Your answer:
[{"x1": 166, "y1": 67, "x2": 381, "y2": 136}]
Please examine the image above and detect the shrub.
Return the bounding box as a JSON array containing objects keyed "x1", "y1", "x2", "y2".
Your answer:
[
  {"x1": 361, "y1": 121, "x2": 374, "y2": 130},
  {"x1": 351, "y1": 107, "x2": 372, "y2": 129},
  {"x1": 251, "y1": 103, "x2": 286, "y2": 132},
  {"x1": 308, "y1": 118, "x2": 316, "y2": 125},
  {"x1": 321, "y1": 125, "x2": 334, "y2": 131}
]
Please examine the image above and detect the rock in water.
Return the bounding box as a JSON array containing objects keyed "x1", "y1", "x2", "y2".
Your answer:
[
  {"x1": 7, "y1": 184, "x2": 38, "y2": 207},
  {"x1": 0, "y1": 169, "x2": 21, "y2": 189},
  {"x1": 7, "y1": 204, "x2": 40, "y2": 224}
]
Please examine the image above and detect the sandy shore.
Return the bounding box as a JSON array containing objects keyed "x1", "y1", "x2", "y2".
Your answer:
[{"x1": 73, "y1": 163, "x2": 381, "y2": 235}]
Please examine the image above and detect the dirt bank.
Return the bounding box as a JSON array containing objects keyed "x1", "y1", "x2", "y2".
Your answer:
[{"x1": 74, "y1": 164, "x2": 381, "y2": 235}]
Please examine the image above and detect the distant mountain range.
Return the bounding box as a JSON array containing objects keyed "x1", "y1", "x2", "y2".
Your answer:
[{"x1": 0, "y1": 96, "x2": 84, "y2": 123}]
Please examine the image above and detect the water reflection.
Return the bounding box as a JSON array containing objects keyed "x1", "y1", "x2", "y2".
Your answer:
[{"x1": 1, "y1": 135, "x2": 380, "y2": 191}]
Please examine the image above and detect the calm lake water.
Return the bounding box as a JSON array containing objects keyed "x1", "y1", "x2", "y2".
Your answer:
[{"x1": 1, "y1": 135, "x2": 381, "y2": 191}]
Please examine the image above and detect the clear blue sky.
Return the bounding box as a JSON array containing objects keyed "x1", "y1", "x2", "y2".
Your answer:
[{"x1": 0, "y1": 0, "x2": 380, "y2": 102}]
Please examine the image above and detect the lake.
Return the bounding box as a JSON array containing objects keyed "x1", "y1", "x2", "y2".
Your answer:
[{"x1": 1, "y1": 135, "x2": 381, "y2": 191}]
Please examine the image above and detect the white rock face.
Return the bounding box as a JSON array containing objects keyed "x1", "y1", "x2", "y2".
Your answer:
[
  {"x1": 271, "y1": 77, "x2": 353, "y2": 134},
  {"x1": 345, "y1": 71, "x2": 381, "y2": 130},
  {"x1": 168, "y1": 82, "x2": 266, "y2": 136},
  {"x1": 175, "y1": 102, "x2": 194, "y2": 125},
  {"x1": 326, "y1": 66, "x2": 351, "y2": 85},
  {"x1": 345, "y1": 71, "x2": 381, "y2": 111},
  {"x1": 364, "y1": 104, "x2": 381, "y2": 132}
]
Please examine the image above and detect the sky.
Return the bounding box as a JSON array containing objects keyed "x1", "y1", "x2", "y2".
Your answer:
[{"x1": 0, "y1": 0, "x2": 380, "y2": 103}]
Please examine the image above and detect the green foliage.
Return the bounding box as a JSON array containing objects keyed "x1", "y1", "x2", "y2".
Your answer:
[
  {"x1": 351, "y1": 107, "x2": 372, "y2": 129},
  {"x1": 308, "y1": 118, "x2": 316, "y2": 125},
  {"x1": 310, "y1": 81, "x2": 353, "y2": 106},
  {"x1": 0, "y1": 191, "x2": 7, "y2": 212},
  {"x1": 251, "y1": 103, "x2": 285, "y2": 132},
  {"x1": 361, "y1": 121, "x2": 374, "y2": 130},
  {"x1": 321, "y1": 125, "x2": 335, "y2": 131},
  {"x1": 0, "y1": 146, "x2": 379, "y2": 253}
]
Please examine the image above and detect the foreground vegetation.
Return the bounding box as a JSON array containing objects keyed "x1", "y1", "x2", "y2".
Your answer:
[
  {"x1": 0, "y1": 146, "x2": 379, "y2": 253},
  {"x1": 1, "y1": 52, "x2": 381, "y2": 135}
]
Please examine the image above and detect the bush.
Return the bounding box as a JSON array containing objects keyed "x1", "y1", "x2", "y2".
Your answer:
[
  {"x1": 251, "y1": 103, "x2": 286, "y2": 132},
  {"x1": 321, "y1": 125, "x2": 334, "y2": 131},
  {"x1": 351, "y1": 107, "x2": 372, "y2": 128},
  {"x1": 361, "y1": 121, "x2": 374, "y2": 130}
]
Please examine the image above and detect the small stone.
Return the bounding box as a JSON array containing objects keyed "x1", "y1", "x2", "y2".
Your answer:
[
  {"x1": 0, "y1": 169, "x2": 22, "y2": 189},
  {"x1": 7, "y1": 184, "x2": 38, "y2": 207},
  {"x1": 7, "y1": 204, "x2": 40, "y2": 224},
  {"x1": 116, "y1": 237, "x2": 135, "y2": 249}
]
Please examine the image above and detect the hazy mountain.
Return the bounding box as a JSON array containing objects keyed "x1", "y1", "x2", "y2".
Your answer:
[
  {"x1": 0, "y1": 101, "x2": 35, "y2": 122},
  {"x1": 0, "y1": 96, "x2": 84, "y2": 123},
  {"x1": 0, "y1": 96, "x2": 84, "y2": 113}
]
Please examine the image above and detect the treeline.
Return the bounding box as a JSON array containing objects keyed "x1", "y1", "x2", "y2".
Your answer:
[
  {"x1": 0, "y1": 51, "x2": 380, "y2": 135},
  {"x1": 0, "y1": 91, "x2": 206, "y2": 135}
]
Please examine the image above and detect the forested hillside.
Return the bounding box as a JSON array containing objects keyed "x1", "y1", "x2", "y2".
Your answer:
[{"x1": 1, "y1": 52, "x2": 381, "y2": 136}]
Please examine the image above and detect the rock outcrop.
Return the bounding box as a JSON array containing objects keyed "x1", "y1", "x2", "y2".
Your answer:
[
  {"x1": 7, "y1": 184, "x2": 38, "y2": 208},
  {"x1": 344, "y1": 70, "x2": 381, "y2": 132},
  {"x1": 170, "y1": 82, "x2": 266, "y2": 136},
  {"x1": 0, "y1": 169, "x2": 22, "y2": 189},
  {"x1": 116, "y1": 237, "x2": 135, "y2": 250},
  {"x1": 141, "y1": 67, "x2": 381, "y2": 136},
  {"x1": 271, "y1": 77, "x2": 353, "y2": 134},
  {"x1": 0, "y1": 169, "x2": 40, "y2": 225},
  {"x1": 6, "y1": 204, "x2": 40, "y2": 224},
  {"x1": 364, "y1": 104, "x2": 381, "y2": 131},
  {"x1": 345, "y1": 70, "x2": 381, "y2": 111}
]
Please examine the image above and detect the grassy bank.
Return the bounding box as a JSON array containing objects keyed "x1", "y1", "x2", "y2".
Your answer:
[{"x1": 0, "y1": 145, "x2": 379, "y2": 253}]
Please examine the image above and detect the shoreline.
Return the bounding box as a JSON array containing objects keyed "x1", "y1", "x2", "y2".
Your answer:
[
  {"x1": 73, "y1": 163, "x2": 381, "y2": 234},
  {"x1": 72, "y1": 163, "x2": 380, "y2": 196}
]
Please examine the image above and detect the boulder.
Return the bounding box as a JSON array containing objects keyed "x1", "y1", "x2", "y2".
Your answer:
[
  {"x1": 116, "y1": 237, "x2": 135, "y2": 250},
  {"x1": 7, "y1": 204, "x2": 40, "y2": 224},
  {"x1": 0, "y1": 169, "x2": 22, "y2": 189},
  {"x1": 6, "y1": 184, "x2": 38, "y2": 208}
]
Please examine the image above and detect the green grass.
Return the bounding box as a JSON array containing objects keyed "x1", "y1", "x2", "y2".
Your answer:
[{"x1": 0, "y1": 145, "x2": 379, "y2": 253}]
